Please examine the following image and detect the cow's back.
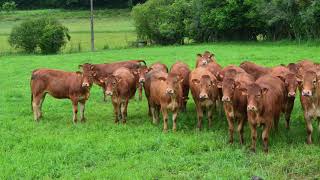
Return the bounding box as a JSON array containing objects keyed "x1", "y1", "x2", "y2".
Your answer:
[{"x1": 31, "y1": 69, "x2": 82, "y2": 99}]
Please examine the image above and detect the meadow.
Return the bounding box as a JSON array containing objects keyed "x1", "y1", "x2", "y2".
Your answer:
[
  {"x1": 0, "y1": 42, "x2": 320, "y2": 179},
  {"x1": 0, "y1": 9, "x2": 136, "y2": 53}
]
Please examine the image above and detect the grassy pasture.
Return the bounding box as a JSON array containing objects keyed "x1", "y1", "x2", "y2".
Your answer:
[
  {"x1": 0, "y1": 42, "x2": 320, "y2": 179},
  {"x1": 0, "y1": 9, "x2": 136, "y2": 53}
]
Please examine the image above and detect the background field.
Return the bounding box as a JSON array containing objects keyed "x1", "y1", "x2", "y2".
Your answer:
[
  {"x1": 0, "y1": 9, "x2": 136, "y2": 53},
  {"x1": 0, "y1": 42, "x2": 320, "y2": 179}
]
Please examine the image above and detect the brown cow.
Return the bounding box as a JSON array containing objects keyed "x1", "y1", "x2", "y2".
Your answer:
[
  {"x1": 149, "y1": 72, "x2": 183, "y2": 131},
  {"x1": 30, "y1": 68, "x2": 93, "y2": 123},
  {"x1": 299, "y1": 69, "x2": 320, "y2": 144},
  {"x1": 189, "y1": 67, "x2": 220, "y2": 129},
  {"x1": 195, "y1": 51, "x2": 218, "y2": 67},
  {"x1": 270, "y1": 65, "x2": 301, "y2": 129},
  {"x1": 149, "y1": 62, "x2": 169, "y2": 73},
  {"x1": 170, "y1": 61, "x2": 191, "y2": 112},
  {"x1": 240, "y1": 61, "x2": 271, "y2": 80},
  {"x1": 79, "y1": 60, "x2": 146, "y2": 101},
  {"x1": 144, "y1": 63, "x2": 169, "y2": 117},
  {"x1": 240, "y1": 75, "x2": 285, "y2": 153},
  {"x1": 221, "y1": 71, "x2": 254, "y2": 144},
  {"x1": 217, "y1": 65, "x2": 246, "y2": 81},
  {"x1": 104, "y1": 67, "x2": 137, "y2": 124}
]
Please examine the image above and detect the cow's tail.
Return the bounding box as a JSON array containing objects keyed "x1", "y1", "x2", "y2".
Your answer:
[
  {"x1": 137, "y1": 60, "x2": 147, "y2": 66},
  {"x1": 31, "y1": 92, "x2": 33, "y2": 112}
]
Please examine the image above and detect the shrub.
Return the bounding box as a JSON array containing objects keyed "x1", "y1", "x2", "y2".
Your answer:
[
  {"x1": 132, "y1": 0, "x2": 190, "y2": 45},
  {"x1": 2, "y1": 1, "x2": 16, "y2": 13},
  {"x1": 9, "y1": 17, "x2": 70, "y2": 54}
]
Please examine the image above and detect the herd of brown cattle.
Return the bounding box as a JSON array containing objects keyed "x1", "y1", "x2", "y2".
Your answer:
[{"x1": 30, "y1": 51, "x2": 320, "y2": 152}]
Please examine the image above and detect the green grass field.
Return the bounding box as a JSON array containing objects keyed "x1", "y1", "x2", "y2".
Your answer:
[
  {"x1": 0, "y1": 9, "x2": 136, "y2": 53},
  {"x1": 1, "y1": 42, "x2": 320, "y2": 179}
]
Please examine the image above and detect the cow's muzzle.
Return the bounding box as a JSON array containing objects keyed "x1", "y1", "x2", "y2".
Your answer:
[
  {"x1": 139, "y1": 78, "x2": 145, "y2": 84},
  {"x1": 105, "y1": 90, "x2": 113, "y2": 96},
  {"x1": 82, "y1": 82, "x2": 90, "y2": 87},
  {"x1": 166, "y1": 88, "x2": 174, "y2": 95},
  {"x1": 302, "y1": 90, "x2": 312, "y2": 97},
  {"x1": 288, "y1": 91, "x2": 296, "y2": 97},
  {"x1": 247, "y1": 105, "x2": 257, "y2": 112},
  {"x1": 222, "y1": 96, "x2": 231, "y2": 102},
  {"x1": 199, "y1": 93, "x2": 208, "y2": 99}
]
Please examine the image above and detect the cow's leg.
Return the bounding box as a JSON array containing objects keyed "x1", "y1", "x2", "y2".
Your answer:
[
  {"x1": 161, "y1": 107, "x2": 168, "y2": 132},
  {"x1": 304, "y1": 113, "x2": 313, "y2": 144},
  {"x1": 262, "y1": 122, "x2": 271, "y2": 153},
  {"x1": 38, "y1": 93, "x2": 46, "y2": 118},
  {"x1": 79, "y1": 101, "x2": 86, "y2": 123},
  {"x1": 71, "y1": 100, "x2": 78, "y2": 124},
  {"x1": 207, "y1": 107, "x2": 213, "y2": 129},
  {"x1": 172, "y1": 109, "x2": 178, "y2": 132},
  {"x1": 122, "y1": 99, "x2": 129, "y2": 124},
  {"x1": 155, "y1": 105, "x2": 160, "y2": 124},
  {"x1": 138, "y1": 84, "x2": 143, "y2": 101},
  {"x1": 32, "y1": 94, "x2": 43, "y2": 121},
  {"x1": 285, "y1": 99, "x2": 294, "y2": 129},
  {"x1": 318, "y1": 117, "x2": 320, "y2": 137},
  {"x1": 112, "y1": 101, "x2": 119, "y2": 123},
  {"x1": 151, "y1": 106, "x2": 157, "y2": 124},
  {"x1": 226, "y1": 114, "x2": 234, "y2": 144},
  {"x1": 273, "y1": 110, "x2": 280, "y2": 132},
  {"x1": 196, "y1": 104, "x2": 203, "y2": 130},
  {"x1": 102, "y1": 87, "x2": 107, "y2": 102},
  {"x1": 237, "y1": 117, "x2": 245, "y2": 145},
  {"x1": 249, "y1": 123, "x2": 257, "y2": 153}
]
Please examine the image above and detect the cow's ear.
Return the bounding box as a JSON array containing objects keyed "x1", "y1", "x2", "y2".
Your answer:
[
  {"x1": 90, "y1": 65, "x2": 94, "y2": 70},
  {"x1": 296, "y1": 77, "x2": 302, "y2": 84},
  {"x1": 158, "y1": 77, "x2": 166, "y2": 81},
  {"x1": 192, "y1": 79, "x2": 200, "y2": 84},
  {"x1": 235, "y1": 81, "x2": 241, "y2": 89},
  {"x1": 277, "y1": 76, "x2": 285, "y2": 82},
  {"x1": 216, "y1": 72, "x2": 223, "y2": 81},
  {"x1": 209, "y1": 53, "x2": 215, "y2": 58},
  {"x1": 147, "y1": 67, "x2": 152, "y2": 72},
  {"x1": 116, "y1": 77, "x2": 122, "y2": 83},
  {"x1": 132, "y1": 70, "x2": 138, "y2": 75},
  {"x1": 76, "y1": 71, "x2": 82, "y2": 76},
  {"x1": 196, "y1": 54, "x2": 202, "y2": 57},
  {"x1": 262, "y1": 87, "x2": 268, "y2": 95},
  {"x1": 217, "y1": 81, "x2": 222, "y2": 88},
  {"x1": 78, "y1": 65, "x2": 83, "y2": 69},
  {"x1": 239, "y1": 88, "x2": 248, "y2": 96},
  {"x1": 99, "y1": 79, "x2": 104, "y2": 84},
  {"x1": 177, "y1": 76, "x2": 184, "y2": 83}
]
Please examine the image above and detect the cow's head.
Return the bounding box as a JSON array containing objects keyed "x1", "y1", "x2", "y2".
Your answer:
[
  {"x1": 197, "y1": 51, "x2": 215, "y2": 66},
  {"x1": 283, "y1": 73, "x2": 301, "y2": 97},
  {"x1": 78, "y1": 63, "x2": 95, "y2": 88},
  {"x1": 192, "y1": 75, "x2": 215, "y2": 100},
  {"x1": 301, "y1": 70, "x2": 318, "y2": 97},
  {"x1": 240, "y1": 83, "x2": 267, "y2": 113},
  {"x1": 104, "y1": 75, "x2": 121, "y2": 96},
  {"x1": 287, "y1": 63, "x2": 299, "y2": 74},
  {"x1": 159, "y1": 73, "x2": 183, "y2": 96},
  {"x1": 138, "y1": 65, "x2": 150, "y2": 84},
  {"x1": 221, "y1": 78, "x2": 241, "y2": 103}
]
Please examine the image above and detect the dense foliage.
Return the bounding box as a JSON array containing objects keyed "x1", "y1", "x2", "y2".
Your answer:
[
  {"x1": 132, "y1": 0, "x2": 320, "y2": 44},
  {"x1": 9, "y1": 18, "x2": 70, "y2": 54},
  {"x1": 0, "y1": 0, "x2": 146, "y2": 9},
  {"x1": 1, "y1": 1, "x2": 16, "y2": 12}
]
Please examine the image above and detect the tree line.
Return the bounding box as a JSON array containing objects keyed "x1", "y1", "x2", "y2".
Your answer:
[
  {"x1": 132, "y1": 0, "x2": 320, "y2": 44},
  {"x1": 0, "y1": 0, "x2": 146, "y2": 9}
]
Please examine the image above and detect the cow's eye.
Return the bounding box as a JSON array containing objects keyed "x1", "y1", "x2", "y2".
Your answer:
[
  {"x1": 256, "y1": 94, "x2": 261, "y2": 98},
  {"x1": 313, "y1": 80, "x2": 316, "y2": 84}
]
